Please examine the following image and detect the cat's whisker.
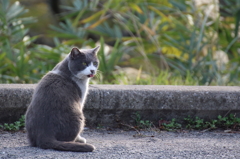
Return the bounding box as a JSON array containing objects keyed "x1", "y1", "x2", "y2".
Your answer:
[
  {"x1": 94, "y1": 70, "x2": 102, "y2": 79},
  {"x1": 96, "y1": 70, "x2": 103, "y2": 74},
  {"x1": 95, "y1": 73, "x2": 100, "y2": 79}
]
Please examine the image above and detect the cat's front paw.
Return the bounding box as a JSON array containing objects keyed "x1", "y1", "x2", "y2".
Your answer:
[{"x1": 75, "y1": 135, "x2": 87, "y2": 143}]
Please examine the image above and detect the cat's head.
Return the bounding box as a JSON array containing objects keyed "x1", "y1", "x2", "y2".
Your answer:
[{"x1": 68, "y1": 46, "x2": 100, "y2": 79}]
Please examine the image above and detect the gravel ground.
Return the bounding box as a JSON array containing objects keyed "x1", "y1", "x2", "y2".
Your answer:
[{"x1": 0, "y1": 129, "x2": 240, "y2": 159}]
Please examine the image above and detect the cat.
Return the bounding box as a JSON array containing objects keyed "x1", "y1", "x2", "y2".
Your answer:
[{"x1": 25, "y1": 46, "x2": 100, "y2": 152}]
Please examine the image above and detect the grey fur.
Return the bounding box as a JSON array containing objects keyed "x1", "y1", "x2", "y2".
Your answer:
[{"x1": 25, "y1": 46, "x2": 100, "y2": 152}]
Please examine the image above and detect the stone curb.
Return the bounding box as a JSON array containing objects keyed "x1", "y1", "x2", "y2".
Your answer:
[{"x1": 0, "y1": 84, "x2": 240, "y2": 127}]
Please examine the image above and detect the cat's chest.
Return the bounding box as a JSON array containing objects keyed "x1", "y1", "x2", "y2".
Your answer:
[{"x1": 73, "y1": 78, "x2": 89, "y2": 107}]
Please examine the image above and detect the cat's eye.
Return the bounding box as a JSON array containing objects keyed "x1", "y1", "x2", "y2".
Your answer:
[
  {"x1": 93, "y1": 61, "x2": 98, "y2": 67},
  {"x1": 82, "y1": 62, "x2": 87, "y2": 66}
]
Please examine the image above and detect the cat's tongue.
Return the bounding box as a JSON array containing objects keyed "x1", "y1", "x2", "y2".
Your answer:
[{"x1": 88, "y1": 74, "x2": 94, "y2": 78}]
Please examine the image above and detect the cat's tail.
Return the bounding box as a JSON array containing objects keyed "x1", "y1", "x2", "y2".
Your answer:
[{"x1": 38, "y1": 139, "x2": 95, "y2": 152}]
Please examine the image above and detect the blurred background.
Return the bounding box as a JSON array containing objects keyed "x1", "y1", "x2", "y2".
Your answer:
[{"x1": 0, "y1": 0, "x2": 239, "y2": 85}]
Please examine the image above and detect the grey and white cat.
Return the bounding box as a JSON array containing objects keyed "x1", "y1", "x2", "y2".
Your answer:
[{"x1": 25, "y1": 46, "x2": 100, "y2": 152}]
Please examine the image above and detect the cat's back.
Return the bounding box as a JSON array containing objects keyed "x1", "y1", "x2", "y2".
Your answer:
[
  {"x1": 36, "y1": 72, "x2": 80, "y2": 97},
  {"x1": 29, "y1": 72, "x2": 81, "y2": 111}
]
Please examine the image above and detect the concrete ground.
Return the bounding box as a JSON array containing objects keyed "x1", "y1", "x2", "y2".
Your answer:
[{"x1": 1, "y1": 129, "x2": 240, "y2": 159}]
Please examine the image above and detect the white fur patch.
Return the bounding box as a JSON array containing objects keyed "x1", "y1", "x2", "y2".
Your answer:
[
  {"x1": 72, "y1": 77, "x2": 89, "y2": 109},
  {"x1": 72, "y1": 62, "x2": 98, "y2": 109},
  {"x1": 50, "y1": 69, "x2": 60, "y2": 75},
  {"x1": 76, "y1": 135, "x2": 87, "y2": 143}
]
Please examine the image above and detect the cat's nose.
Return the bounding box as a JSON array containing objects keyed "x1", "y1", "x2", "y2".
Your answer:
[{"x1": 90, "y1": 70, "x2": 95, "y2": 74}]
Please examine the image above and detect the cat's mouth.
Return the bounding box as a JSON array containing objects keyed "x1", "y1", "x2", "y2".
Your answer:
[{"x1": 87, "y1": 74, "x2": 94, "y2": 78}]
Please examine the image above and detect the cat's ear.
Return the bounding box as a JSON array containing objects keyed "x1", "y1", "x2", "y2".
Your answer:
[
  {"x1": 70, "y1": 47, "x2": 84, "y2": 59},
  {"x1": 92, "y1": 46, "x2": 100, "y2": 55}
]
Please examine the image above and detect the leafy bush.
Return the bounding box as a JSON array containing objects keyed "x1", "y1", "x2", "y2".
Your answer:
[
  {"x1": 0, "y1": 0, "x2": 64, "y2": 83},
  {"x1": 49, "y1": 0, "x2": 240, "y2": 85},
  {"x1": 0, "y1": 0, "x2": 239, "y2": 85},
  {"x1": 0, "y1": 0, "x2": 36, "y2": 83}
]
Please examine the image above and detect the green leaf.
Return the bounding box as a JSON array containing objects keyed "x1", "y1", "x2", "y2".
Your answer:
[{"x1": 80, "y1": 10, "x2": 105, "y2": 24}]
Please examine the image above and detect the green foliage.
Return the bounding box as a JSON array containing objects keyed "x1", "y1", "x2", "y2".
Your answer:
[
  {"x1": 159, "y1": 118, "x2": 182, "y2": 131},
  {"x1": 0, "y1": 1, "x2": 65, "y2": 83},
  {"x1": 132, "y1": 112, "x2": 153, "y2": 129},
  {"x1": 98, "y1": 37, "x2": 125, "y2": 82},
  {"x1": 0, "y1": 115, "x2": 25, "y2": 131},
  {"x1": 217, "y1": 114, "x2": 240, "y2": 129},
  {"x1": 184, "y1": 114, "x2": 240, "y2": 130},
  {"x1": 0, "y1": 0, "x2": 240, "y2": 85},
  {"x1": 0, "y1": 0, "x2": 36, "y2": 83},
  {"x1": 184, "y1": 116, "x2": 207, "y2": 130},
  {"x1": 105, "y1": 70, "x2": 198, "y2": 85},
  {"x1": 158, "y1": 114, "x2": 240, "y2": 131},
  {"x1": 48, "y1": 0, "x2": 240, "y2": 85}
]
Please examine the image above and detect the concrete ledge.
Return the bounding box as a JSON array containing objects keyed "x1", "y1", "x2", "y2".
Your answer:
[{"x1": 0, "y1": 84, "x2": 240, "y2": 127}]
